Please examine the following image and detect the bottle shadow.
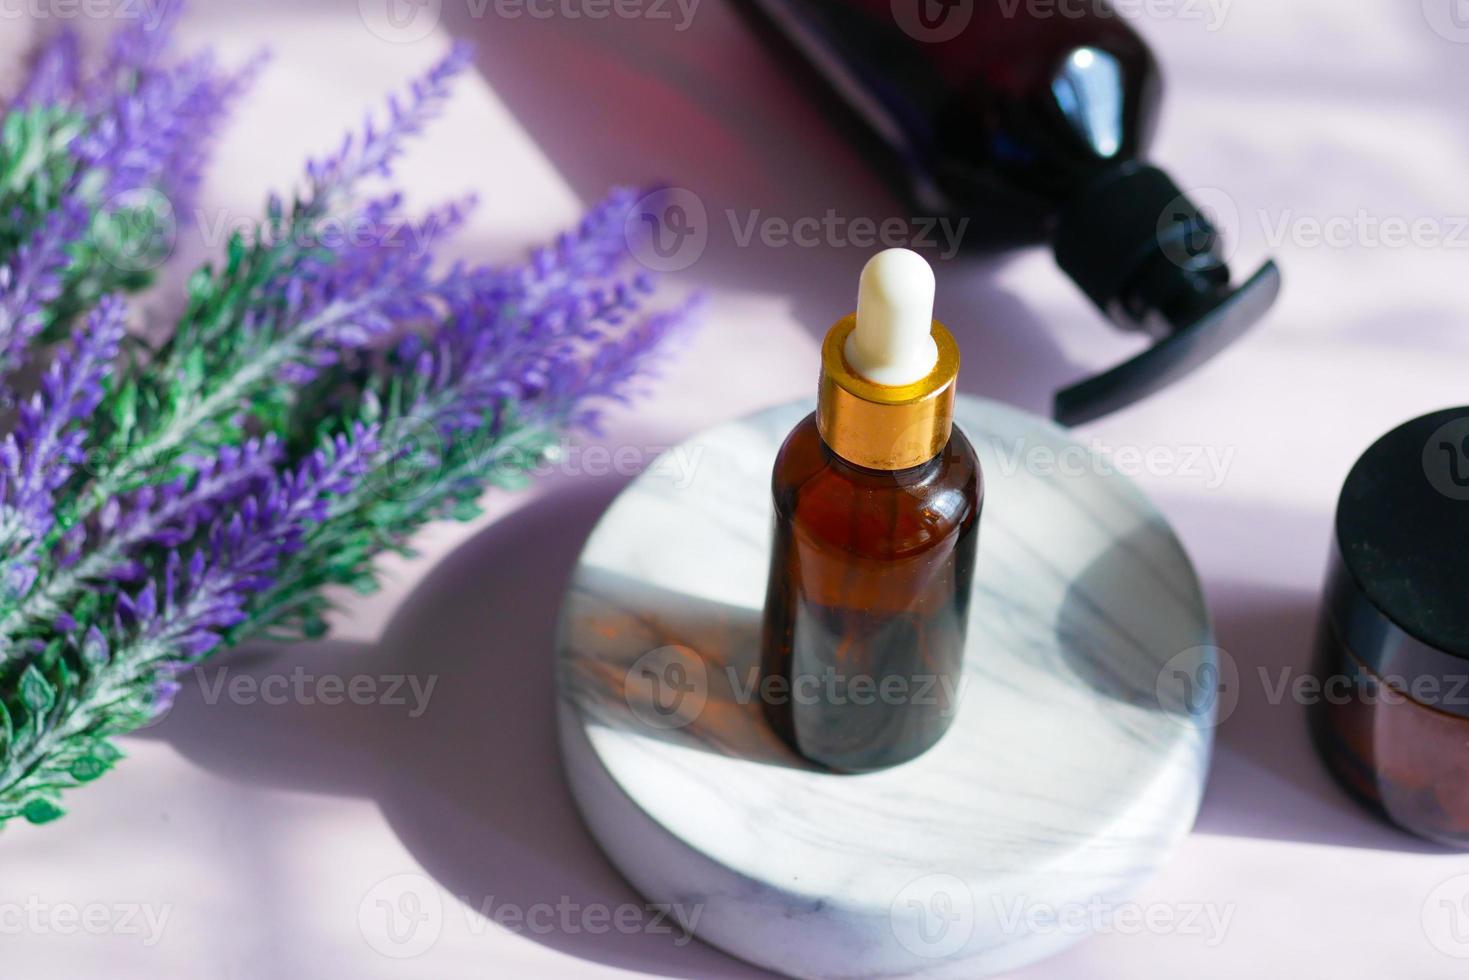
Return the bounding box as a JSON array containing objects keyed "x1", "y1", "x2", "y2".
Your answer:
[
  {"x1": 1053, "y1": 521, "x2": 1453, "y2": 855},
  {"x1": 560, "y1": 564, "x2": 816, "y2": 771},
  {"x1": 434, "y1": 0, "x2": 1085, "y2": 418},
  {"x1": 1197, "y1": 581, "x2": 1453, "y2": 855},
  {"x1": 138, "y1": 480, "x2": 778, "y2": 979}
]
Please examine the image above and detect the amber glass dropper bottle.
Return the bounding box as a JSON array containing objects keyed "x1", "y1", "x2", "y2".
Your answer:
[{"x1": 760, "y1": 249, "x2": 982, "y2": 772}]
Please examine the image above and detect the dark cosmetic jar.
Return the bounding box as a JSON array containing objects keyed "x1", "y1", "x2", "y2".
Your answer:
[{"x1": 1310, "y1": 407, "x2": 1469, "y2": 849}]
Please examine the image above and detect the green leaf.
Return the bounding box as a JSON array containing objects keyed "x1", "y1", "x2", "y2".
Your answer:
[
  {"x1": 110, "y1": 382, "x2": 140, "y2": 447},
  {"x1": 450, "y1": 501, "x2": 483, "y2": 522},
  {"x1": 20, "y1": 796, "x2": 65, "y2": 825},
  {"x1": 18, "y1": 665, "x2": 55, "y2": 716},
  {"x1": 187, "y1": 266, "x2": 215, "y2": 306},
  {"x1": 67, "y1": 755, "x2": 113, "y2": 783},
  {"x1": 487, "y1": 468, "x2": 531, "y2": 491}
]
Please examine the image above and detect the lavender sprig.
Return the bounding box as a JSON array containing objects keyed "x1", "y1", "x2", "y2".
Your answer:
[
  {"x1": 0, "y1": 296, "x2": 126, "y2": 601},
  {"x1": 0, "y1": 55, "x2": 478, "y2": 646},
  {"x1": 302, "y1": 42, "x2": 471, "y2": 220},
  {"x1": 84, "y1": 0, "x2": 185, "y2": 104},
  {"x1": 252, "y1": 192, "x2": 696, "y2": 637},
  {"x1": 0, "y1": 202, "x2": 87, "y2": 383},
  {"x1": 0, "y1": 22, "x2": 698, "y2": 826},
  {"x1": 10, "y1": 29, "x2": 82, "y2": 110},
  {"x1": 0, "y1": 13, "x2": 259, "y2": 386},
  {"x1": 0, "y1": 426, "x2": 376, "y2": 823}
]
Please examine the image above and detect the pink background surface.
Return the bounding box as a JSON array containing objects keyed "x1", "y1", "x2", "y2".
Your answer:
[{"x1": 3, "y1": 1, "x2": 1469, "y2": 977}]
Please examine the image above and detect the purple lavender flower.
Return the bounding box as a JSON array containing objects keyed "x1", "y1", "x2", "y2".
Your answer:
[
  {"x1": 11, "y1": 29, "x2": 82, "y2": 110},
  {"x1": 94, "y1": 436, "x2": 285, "y2": 579},
  {"x1": 0, "y1": 15, "x2": 260, "y2": 387},
  {"x1": 0, "y1": 29, "x2": 698, "y2": 826},
  {"x1": 301, "y1": 42, "x2": 472, "y2": 220},
  {"x1": 535, "y1": 300, "x2": 696, "y2": 433},
  {"x1": 0, "y1": 295, "x2": 127, "y2": 599},
  {"x1": 113, "y1": 424, "x2": 378, "y2": 715},
  {"x1": 79, "y1": 46, "x2": 266, "y2": 221},
  {"x1": 404, "y1": 188, "x2": 694, "y2": 441},
  {"x1": 85, "y1": 1, "x2": 185, "y2": 105},
  {"x1": 0, "y1": 50, "x2": 481, "y2": 643},
  {"x1": 0, "y1": 202, "x2": 88, "y2": 384},
  {"x1": 2, "y1": 424, "x2": 376, "y2": 773}
]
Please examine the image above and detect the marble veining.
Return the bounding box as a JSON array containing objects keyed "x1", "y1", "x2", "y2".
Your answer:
[{"x1": 555, "y1": 397, "x2": 1215, "y2": 979}]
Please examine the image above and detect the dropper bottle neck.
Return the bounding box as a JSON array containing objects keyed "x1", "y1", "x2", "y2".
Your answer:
[{"x1": 816, "y1": 249, "x2": 960, "y2": 471}]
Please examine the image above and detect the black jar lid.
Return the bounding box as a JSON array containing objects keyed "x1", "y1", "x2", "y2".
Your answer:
[{"x1": 1327, "y1": 407, "x2": 1469, "y2": 713}]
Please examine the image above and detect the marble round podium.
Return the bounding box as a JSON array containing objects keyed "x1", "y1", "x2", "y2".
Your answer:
[{"x1": 555, "y1": 398, "x2": 1215, "y2": 978}]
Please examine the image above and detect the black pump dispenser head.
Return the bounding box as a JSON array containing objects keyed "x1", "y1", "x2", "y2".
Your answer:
[
  {"x1": 1051, "y1": 163, "x2": 1282, "y2": 425},
  {"x1": 732, "y1": 0, "x2": 1282, "y2": 424}
]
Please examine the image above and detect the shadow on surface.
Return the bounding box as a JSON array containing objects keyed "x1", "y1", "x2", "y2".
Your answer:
[
  {"x1": 143, "y1": 481, "x2": 777, "y2": 978},
  {"x1": 434, "y1": 0, "x2": 1082, "y2": 417},
  {"x1": 1194, "y1": 582, "x2": 1451, "y2": 854},
  {"x1": 561, "y1": 566, "x2": 815, "y2": 769}
]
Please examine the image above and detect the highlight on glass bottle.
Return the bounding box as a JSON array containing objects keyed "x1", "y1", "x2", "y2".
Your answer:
[{"x1": 759, "y1": 249, "x2": 982, "y2": 773}]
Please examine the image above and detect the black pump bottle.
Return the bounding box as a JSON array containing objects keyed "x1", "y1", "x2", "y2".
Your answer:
[{"x1": 740, "y1": 0, "x2": 1281, "y2": 425}]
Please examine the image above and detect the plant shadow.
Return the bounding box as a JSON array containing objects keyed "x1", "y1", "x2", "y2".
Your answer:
[{"x1": 140, "y1": 480, "x2": 777, "y2": 978}]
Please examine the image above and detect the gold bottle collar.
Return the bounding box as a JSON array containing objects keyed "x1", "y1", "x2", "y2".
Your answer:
[{"x1": 816, "y1": 314, "x2": 960, "y2": 471}]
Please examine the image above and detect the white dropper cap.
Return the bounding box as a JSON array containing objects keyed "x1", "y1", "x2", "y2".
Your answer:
[{"x1": 844, "y1": 248, "x2": 940, "y2": 386}]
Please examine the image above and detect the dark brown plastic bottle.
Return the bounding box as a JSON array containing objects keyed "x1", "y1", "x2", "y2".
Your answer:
[
  {"x1": 759, "y1": 278, "x2": 982, "y2": 772},
  {"x1": 739, "y1": 0, "x2": 1281, "y2": 425}
]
